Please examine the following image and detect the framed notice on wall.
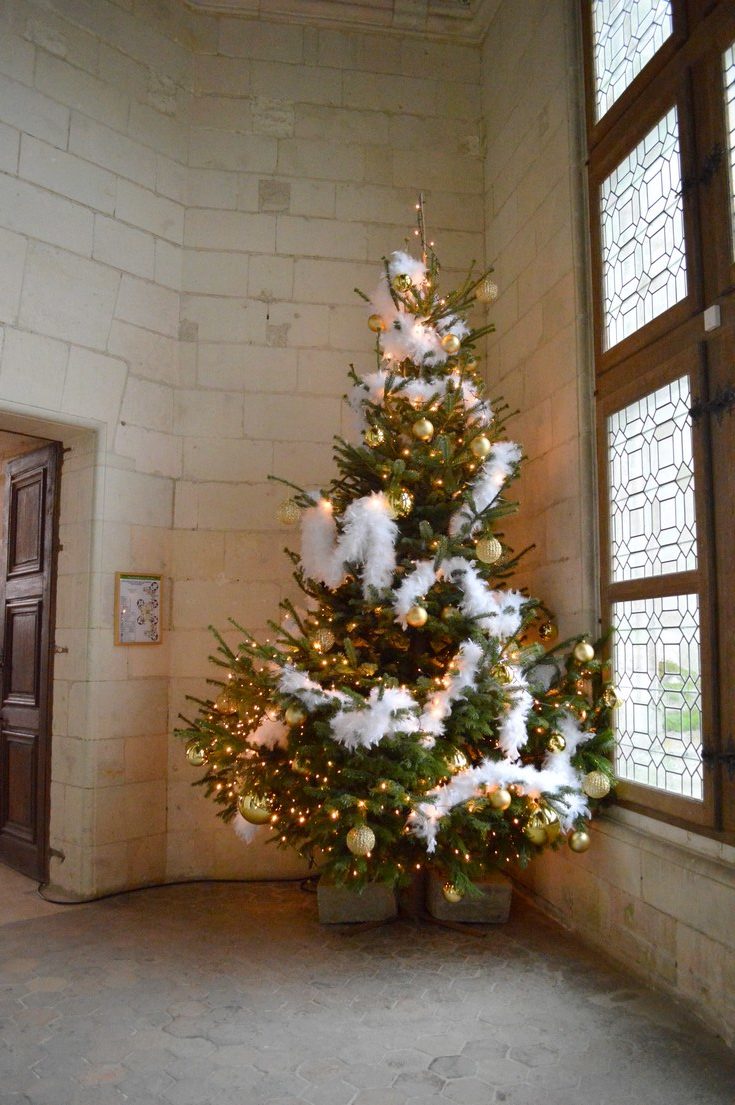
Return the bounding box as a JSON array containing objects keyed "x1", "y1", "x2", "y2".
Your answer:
[{"x1": 114, "y1": 573, "x2": 162, "y2": 645}]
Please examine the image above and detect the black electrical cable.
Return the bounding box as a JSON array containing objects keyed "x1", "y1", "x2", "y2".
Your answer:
[{"x1": 36, "y1": 873, "x2": 319, "y2": 906}]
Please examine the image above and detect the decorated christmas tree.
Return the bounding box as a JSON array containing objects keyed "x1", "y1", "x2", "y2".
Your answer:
[{"x1": 178, "y1": 201, "x2": 617, "y2": 901}]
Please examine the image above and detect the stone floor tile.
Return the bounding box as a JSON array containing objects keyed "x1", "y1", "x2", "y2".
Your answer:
[
  {"x1": 429, "y1": 1055, "x2": 477, "y2": 1078},
  {"x1": 441, "y1": 1076, "x2": 495, "y2": 1103}
]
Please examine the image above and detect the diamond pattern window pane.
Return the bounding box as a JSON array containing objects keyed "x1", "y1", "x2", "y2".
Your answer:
[
  {"x1": 724, "y1": 41, "x2": 735, "y2": 260},
  {"x1": 613, "y1": 593, "x2": 702, "y2": 800},
  {"x1": 592, "y1": 0, "x2": 673, "y2": 120},
  {"x1": 608, "y1": 375, "x2": 697, "y2": 581},
  {"x1": 600, "y1": 107, "x2": 688, "y2": 350}
]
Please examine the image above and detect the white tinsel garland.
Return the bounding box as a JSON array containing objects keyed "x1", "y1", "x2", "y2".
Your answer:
[{"x1": 449, "y1": 441, "x2": 523, "y2": 536}]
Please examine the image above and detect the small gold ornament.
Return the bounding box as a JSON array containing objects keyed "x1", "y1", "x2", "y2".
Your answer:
[
  {"x1": 465, "y1": 355, "x2": 479, "y2": 373},
  {"x1": 360, "y1": 662, "x2": 378, "y2": 676},
  {"x1": 442, "y1": 883, "x2": 464, "y2": 904},
  {"x1": 215, "y1": 688, "x2": 239, "y2": 715},
  {"x1": 441, "y1": 605, "x2": 459, "y2": 621},
  {"x1": 538, "y1": 621, "x2": 557, "y2": 642},
  {"x1": 581, "y1": 771, "x2": 611, "y2": 799},
  {"x1": 412, "y1": 417, "x2": 434, "y2": 442},
  {"x1": 346, "y1": 824, "x2": 375, "y2": 856},
  {"x1": 291, "y1": 755, "x2": 309, "y2": 775},
  {"x1": 284, "y1": 704, "x2": 307, "y2": 726},
  {"x1": 476, "y1": 536, "x2": 502, "y2": 564},
  {"x1": 276, "y1": 498, "x2": 301, "y2": 525},
  {"x1": 449, "y1": 748, "x2": 468, "y2": 771},
  {"x1": 406, "y1": 604, "x2": 428, "y2": 628},
  {"x1": 368, "y1": 313, "x2": 386, "y2": 333},
  {"x1": 489, "y1": 787, "x2": 512, "y2": 811},
  {"x1": 475, "y1": 276, "x2": 498, "y2": 304},
  {"x1": 568, "y1": 828, "x2": 591, "y2": 853},
  {"x1": 387, "y1": 486, "x2": 414, "y2": 518},
  {"x1": 392, "y1": 273, "x2": 412, "y2": 293},
  {"x1": 312, "y1": 628, "x2": 335, "y2": 653},
  {"x1": 524, "y1": 811, "x2": 548, "y2": 846},
  {"x1": 573, "y1": 640, "x2": 595, "y2": 663},
  {"x1": 364, "y1": 425, "x2": 385, "y2": 448},
  {"x1": 494, "y1": 663, "x2": 515, "y2": 685},
  {"x1": 237, "y1": 793, "x2": 271, "y2": 825},
  {"x1": 547, "y1": 731, "x2": 567, "y2": 753},
  {"x1": 185, "y1": 741, "x2": 208, "y2": 767},
  {"x1": 441, "y1": 332, "x2": 461, "y2": 355},
  {"x1": 470, "y1": 435, "x2": 492, "y2": 459},
  {"x1": 602, "y1": 684, "x2": 623, "y2": 709}
]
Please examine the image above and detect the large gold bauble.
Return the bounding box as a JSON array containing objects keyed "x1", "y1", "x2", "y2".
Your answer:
[
  {"x1": 602, "y1": 684, "x2": 623, "y2": 709},
  {"x1": 285, "y1": 704, "x2": 307, "y2": 726},
  {"x1": 547, "y1": 731, "x2": 567, "y2": 753},
  {"x1": 475, "y1": 276, "x2": 499, "y2": 304},
  {"x1": 449, "y1": 748, "x2": 468, "y2": 771},
  {"x1": 441, "y1": 332, "x2": 461, "y2": 355},
  {"x1": 364, "y1": 425, "x2": 385, "y2": 448},
  {"x1": 412, "y1": 417, "x2": 434, "y2": 442},
  {"x1": 392, "y1": 273, "x2": 412, "y2": 293},
  {"x1": 346, "y1": 824, "x2": 375, "y2": 856},
  {"x1": 573, "y1": 640, "x2": 595, "y2": 663},
  {"x1": 312, "y1": 628, "x2": 335, "y2": 653},
  {"x1": 476, "y1": 536, "x2": 502, "y2": 564},
  {"x1": 524, "y1": 812, "x2": 548, "y2": 846},
  {"x1": 494, "y1": 663, "x2": 515, "y2": 685},
  {"x1": 538, "y1": 621, "x2": 557, "y2": 642},
  {"x1": 238, "y1": 793, "x2": 271, "y2": 825},
  {"x1": 368, "y1": 313, "x2": 386, "y2": 333},
  {"x1": 406, "y1": 604, "x2": 428, "y2": 628},
  {"x1": 387, "y1": 486, "x2": 414, "y2": 518},
  {"x1": 185, "y1": 741, "x2": 208, "y2": 767},
  {"x1": 276, "y1": 498, "x2": 301, "y2": 525},
  {"x1": 489, "y1": 787, "x2": 512, "y2": 811},
  {"x1": 470, "y1": 435, "x2": 492, "y2": 459},
  {"x1": 568, "y1": 828, "x2": 591, "y2": 853},
  {"x1": 442, "y1": 882, "x2": 464, "y2": 904},
  {"x1": 581, "y1": 771, "x2": 611, "y2": 799}
]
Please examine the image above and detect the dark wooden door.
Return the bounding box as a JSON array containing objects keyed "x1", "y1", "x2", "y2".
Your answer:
[{"x1": 0, "y1": 443, "x2": 61, "y2": 879}]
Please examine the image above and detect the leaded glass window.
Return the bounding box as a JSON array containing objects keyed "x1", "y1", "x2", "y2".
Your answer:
[
  {"x1": 608, "y1": 376, "x2": 697, "y2": 581},
  {"x1": 600, "y1": 107, "x2": 687, "y2": 350},
  {"x1": 592, "y1": 0, "x2": 673, "y2": 120},
  {"x1": 724, "y1": 41, "x2": 735, "y2": 259},
  {"x1": 613, "y1": 593, "x2": 702, "y2": 799}
]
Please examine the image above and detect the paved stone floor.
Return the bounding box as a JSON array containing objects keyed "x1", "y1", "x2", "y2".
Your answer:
[{"x1": 1, "y1": 879, "x2": 734, "y2": 1105}]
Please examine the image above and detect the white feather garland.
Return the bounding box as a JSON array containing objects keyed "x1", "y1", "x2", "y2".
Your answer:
[
  {"x1": 439, "y1": 557, "x2": 525, "y2": 641},
  {"x1": 247, "y1": 717, "x2": 290, "y2": 749},
  {"x1": 349, "y1": 370, "x2": 492, "y2": 430},
  {"x1": 301, "y1": 498, "x2": 345, "y2": 589},
  {"x1": 418, "y1": 639, "x2": 484, "y2": 738},
  {"x1": 233, "y1": 812, "x2": 264, "y2": 845},
  {"x1": 388, "y1": 250, "x2": 428, "y2": 286},
  {"x1": 330, "y1": 686, "x2": 420, "y2": 750},
  {"x1": 338, "y1": 492, "x2": 398, "y2": 596},
  {"x1": 449, "y1": 441, "x2": 522, "y2": 537}
]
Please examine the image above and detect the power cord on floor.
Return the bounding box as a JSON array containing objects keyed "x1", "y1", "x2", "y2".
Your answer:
[{"x1": 36, "y1": 873, "x2": 318, "y2": 906}]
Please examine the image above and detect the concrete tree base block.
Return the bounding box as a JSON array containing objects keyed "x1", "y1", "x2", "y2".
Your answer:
[
  {"x1": 317, "y1": 878, "x2": 397, "y2": 924},
  {"x1": 426, "y1": 870, "x2": 512, "y2": 923}
]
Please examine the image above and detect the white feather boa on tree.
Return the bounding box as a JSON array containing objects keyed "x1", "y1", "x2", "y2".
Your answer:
[
  {"x1": 349, "y1": 369, "x2": 492, "y2": 431},
  {"x1": 392, "y1": 557, "x2": 525, "y2": 641},
  {"x1": 301, "y1": 491, "x2": 398, "y2": 597},
  {"x1": 449, "y1": 441, "x2": 523, "y2": 537}
]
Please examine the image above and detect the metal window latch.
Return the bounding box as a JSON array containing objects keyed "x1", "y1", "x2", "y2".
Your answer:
[
  {"x1": 681, "y1": 142, "x2": 725, "y2": 195},
  {"x1": 53, "y1": 645, "x2": 69, "y2": 655},
  {"x1": 702, "y1": 750, "x2": 735, "y2": 779},
  {"x1": 689, "y1": 385, "x2": 735, "y2": 422}
]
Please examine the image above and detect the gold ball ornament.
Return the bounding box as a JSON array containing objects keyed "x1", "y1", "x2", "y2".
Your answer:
[
  {"x1": 539, "y1": 806, "x2": 561, "y2": 842},
  {"x1": 602, "y1": 684, "x2": 623, "y2": 709},
  {"x1": 568, "y1": 828, "x2": 591, "y2": 853},
  {"x1": 494, "y1": 663, "x2": 516, "y2": 685},
  {"x1": 538, "y1": 621, "x2": 557, "y2": 642},
  {"x1": 276, "y1": 498, "x2": 301, "y2": 525},
  {"x1": 442, "y1": 883, "x2": 464, "y2": 904},
  {"x1": 312, "y1": 628, "x2": 335, "y2": 654},
  {"x1": 215, "y1": 688, "x2": 239, "y2": 715},
  {"x1": 441, "y1": 605, "x2": 459, "y2": 621},
  {"x1": 524, "y1": 812, "x2": 548, "y2": 846},
  {"x1": 449, "y1": 749, "x2": 468, "y2": 771},
  {"x1": 581, "y1": 771, "x2": 611, "y2": 799},
  {"x1": 573, "y1": 640, "x2": 595, "y2": 663},
  {"x1": 284, "y1": 704, "x2": 307, "y2": 726},
  {"x1": 364, "y1": 425, "x2": 385, "y2": 448},
  {"x1": 387, "y1": 486, "x2": 414, "y2": 518},
  {"x1": 392, "y1": 273, "x2": 412, "y2": 293},
  {"x1": 476, "y1": 536, "x2": 503, "y2": 564},
  {"x1": 547, "y1": 731, "x2": 567, "y2": 753},
  {"x1": 406, "y1": 604, "x2": 429, "y2": 628},
  {"x1": 185, "y1": 741, "x2": 208, "y2": 767},
  {"x1": 237, "y1": 793, "x2": 271, "y2": 825},
  {"x1": 360, "y1": 662, "x2": 378, "y2": 676},
  {"x1": 475, "y1": 276, "x2": 499, "y2": 304},
  {"x1": 346, "y1": 824, "x2": 376, "y2": 856},
  {"x1": 412, "y1": 417, "x2": 434, "y2": 442},
  {"x1": 441, "y1": 332, "x2": 461, "y2": 355},
  {"x1": 489, "y1": 787, "x2": 512, "y2": 811},
  {"x1": 368, "y1": 313, "x2": 386, "y2": 333},
  {"x1": 470, "y1": 435, "x2": 492, "y2": 459}
]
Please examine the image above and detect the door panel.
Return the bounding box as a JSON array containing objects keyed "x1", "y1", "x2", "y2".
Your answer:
[{"x1": 0, "y1": 443, "x2": 61, "y2": 879}]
